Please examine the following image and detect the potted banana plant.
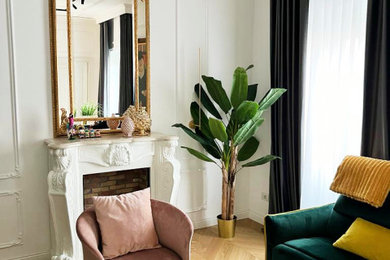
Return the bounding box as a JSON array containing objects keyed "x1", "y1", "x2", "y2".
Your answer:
[{"x1": 173, "y1": 65, "x2": 286, "y2": 238}]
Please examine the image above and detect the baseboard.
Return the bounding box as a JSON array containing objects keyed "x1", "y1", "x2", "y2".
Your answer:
[
  {"x1": 7, "y1": 251, "x2": 50, "y2": 260},
  {"x1": 248, "y1": 209, "x2": 267, "y2": 224},
  {"x1": 192, "y1": 210, "x2": 249, "y2": 229},
  {"x1": 192, "y1": 216, "x2": 217, "y2": 229}
]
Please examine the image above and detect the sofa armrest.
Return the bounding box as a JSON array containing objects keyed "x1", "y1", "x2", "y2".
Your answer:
[
  {"x1": 76, "y1": 208, "x2": 104, "y2": 260},
  {"x1": 264, "y1": 203, "x2": 334, "y2": 259},
  {"x1": 151, "y1": 200, "x2": 194, "y2": 260}
]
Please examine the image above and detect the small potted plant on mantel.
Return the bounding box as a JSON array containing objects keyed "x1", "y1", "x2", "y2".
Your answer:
[{"x1": 173, "y1": 65, "x2": 286, "y2": 238}]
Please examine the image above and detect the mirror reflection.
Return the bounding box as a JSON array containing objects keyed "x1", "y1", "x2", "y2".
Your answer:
[
  {"x1": 72, "y1": 0, "x2": 135, "y2": 117},
  {"x1": 137, "y1": 0, "x2": 147, "y2": 108},
  {"x1": 55, "y1": 0, "x2": 71, "y2": 115},
  {"x1": 56, "y1": 0, "x2": 142, "y2": 119}
]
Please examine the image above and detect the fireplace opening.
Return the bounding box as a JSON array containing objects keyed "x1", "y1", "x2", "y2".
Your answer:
[{"x1": 83, "y1": 168, "x2": 150, "y2": 210}]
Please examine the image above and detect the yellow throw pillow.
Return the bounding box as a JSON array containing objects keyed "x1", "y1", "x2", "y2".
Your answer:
[{"x1": 333, "y1": 218, "x2": 390, "y2": 260}]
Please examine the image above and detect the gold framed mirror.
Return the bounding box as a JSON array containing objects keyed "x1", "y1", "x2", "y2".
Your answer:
[{"x1": 48, "y1": 0, "x2": 150, "y2": 137}]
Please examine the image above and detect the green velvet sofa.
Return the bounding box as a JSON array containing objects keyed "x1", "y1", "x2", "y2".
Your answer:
[{"x1": 265, "y1": 195, "x2": 390, "y2": 260}]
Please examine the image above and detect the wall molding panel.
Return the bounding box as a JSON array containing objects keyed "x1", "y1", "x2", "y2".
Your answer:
[
  {"x1": 0, "y1": 0, "x2": 21, "y2": 180},
  {"x1": 0, "y1": 191, "x2": 23, "y2": 249},
  {"x1": 8, "y1": 251, "x2": 50, "y2": 260}
]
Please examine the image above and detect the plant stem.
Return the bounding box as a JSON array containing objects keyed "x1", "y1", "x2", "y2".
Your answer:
[
  {"x1": 228, "y1": 181, "x2": 236, "y2": 220},
  {"x1": 221, "y1": 165, "x2": 229, "y2": 220},
  {"x1": 227, "y1": 146, "x2": 238, "y2": 219}
]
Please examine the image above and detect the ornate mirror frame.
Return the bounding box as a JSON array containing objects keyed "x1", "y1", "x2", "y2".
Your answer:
[{"x1": 48, "y1": 0, "x2": 150, "y2": 137}]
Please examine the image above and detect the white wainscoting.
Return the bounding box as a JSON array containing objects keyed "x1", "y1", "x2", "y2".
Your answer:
[
  {"x1": 0, "y1": 0, "x2": 20, "y2": 180},
  {"x1": 0, "y1": 191, "x2": 22, "y2": 249},
  {"x1": 0, "y1": 0, "x2": 52, "y2": 259},
  {"x1": 0, "y1": 0, "x2": 24, "y2": 253}
]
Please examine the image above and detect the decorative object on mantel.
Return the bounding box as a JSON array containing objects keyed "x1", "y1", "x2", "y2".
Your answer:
[
  {"x1": 64, "y1": 118, "x2": 102, "y2": 140},
  {"x1": 173, "y1": 65, "x2": 286, "y2": 238},
  {"x1": 60, "y1": 108, "x2": 69, "y2": 134},
  {"x1": 121, "y1": 116, "x2": 135, "y2": 137},
  {"x1": 79, "y1": 126, "x2": 101, "y2": 139},
  {"x1": 76, "y1": 125, "x2": 85, "y2": 139},
  {"x1": 123, "y1": 105, "x2": 151, "y2": 136},
  {"x1": 107, "y1": 114, "x2": 121, "y2": 130},
  {"x1": 67, "y1": 113, "x2": 76, "y2": 140}
]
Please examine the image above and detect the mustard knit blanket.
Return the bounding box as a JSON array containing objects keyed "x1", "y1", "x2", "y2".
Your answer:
[{"x1": 330, "y1": 155, "x2": 390, "y2": 208}]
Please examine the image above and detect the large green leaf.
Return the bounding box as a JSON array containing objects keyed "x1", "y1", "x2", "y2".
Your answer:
[
  {"x1": 172, "y1": 123, "x2": 221, "y2": 159},
  {"x1": 237, "y1": 137, "x2": 259, "y2": 161},
  {"x1": 181, "y1": 146, "x2": 216, "y2": 163},
  {"x1": 190, "y1": 102, "x2": 213, "y2": 138},
  {"x1": 247, "y1": 84, "x2": 258, "y2": 101},
  {"x1": 202, "y1": 75, "x2": 231, "y2": 113},
  {"x1": 236, "y1": 101, "x2": 259, "y2": 124},
  {"x1": 258, "y1": 88, "x2": 287, "y2": 110},
  {"x1": 226, "y1": 110, "x2": 237, "y2": 138},
  {"x1": 195, "y1": 128, "x2": 221, "y2": 159},
  {"x1": 242, "y1": 155, "x2": 280, "y2": 167},
  {"x1": 231, "y1": 67, "x2": 248, "y2": 109},
  {"x1": 233, "y1": 111, "x2": 264, "y2": 145},
  {"x1": 172, "y1": 123, "x2": 209, "y2": 146},
  {"x1": 194, "y1": 84, "x2": 222, "y2": 119},
  {"x1": 209, "y1": 118, "x2": 228, "y2": 142}
]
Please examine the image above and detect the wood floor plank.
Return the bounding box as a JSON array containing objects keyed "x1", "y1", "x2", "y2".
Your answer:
[{"x1": 191, "y1": 219, "x2": 266, "y2": 260}]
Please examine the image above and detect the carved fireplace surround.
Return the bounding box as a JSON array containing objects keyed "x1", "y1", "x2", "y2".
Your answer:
[{"x1": 45, "y1": 133, "x2": 181, "y2": 260}]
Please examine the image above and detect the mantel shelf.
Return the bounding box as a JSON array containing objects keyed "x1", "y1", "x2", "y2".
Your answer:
[{"x1": 45, "y1": 132, "x2": 179, "y2": 149}]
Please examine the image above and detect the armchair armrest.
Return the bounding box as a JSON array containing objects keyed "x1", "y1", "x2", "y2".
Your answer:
[
  {"x1": 264, "y1": 203, "x2": 334, "y2": 259},
  {"x1": 151, "y1": 200, "x2": 194, "y2": 260},
  {"x1": 76, "y1": 208, "x2": 104, "y2": 260}
]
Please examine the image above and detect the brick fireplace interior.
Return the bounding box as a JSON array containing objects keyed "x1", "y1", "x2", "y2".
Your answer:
[{"x1": 83, "y1": 168, "x2": 150, "y2": 210}]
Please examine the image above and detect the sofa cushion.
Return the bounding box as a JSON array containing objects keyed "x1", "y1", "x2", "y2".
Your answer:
[
  {"x1": 334, "y1": 195, "x2": 390, "y2": 228},
  {"x1": 282, "y1": 237, "x2": 364, "y2": 260},
  {"x1": 272, "y1": 244, "x2": 316, "y2": 260},
  {"x1": 327, "y1": 195, "x2": 390, "y2": 239},
  {"x1": 333, "y1": 218, "x2": 390, "y2": 260},
  {"x1": 112, "y1": 247, "x2": 180, "y2": 260}
]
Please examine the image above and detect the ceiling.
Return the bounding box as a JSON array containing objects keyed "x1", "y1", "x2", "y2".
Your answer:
[{"x1": 56, "y1": 0, "x2": 133, "y2": 22}]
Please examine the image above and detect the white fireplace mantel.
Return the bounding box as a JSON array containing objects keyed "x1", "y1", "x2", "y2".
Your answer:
[{"x1": 45, "y1": 133, "x2": 181, "y2": 260}]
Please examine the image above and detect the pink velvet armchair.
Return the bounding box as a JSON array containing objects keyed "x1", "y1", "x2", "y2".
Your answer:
[{"x1": 76, "y1": 199, "x2": 194, "y2": 260}]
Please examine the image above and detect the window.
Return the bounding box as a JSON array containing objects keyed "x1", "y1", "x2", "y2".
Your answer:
[
  {"x1": 105, "y1": 47, "x2": 120, "y2": 116},
  {"x1": 300, "y1": 0, "x2": 368, "y2": 208},
  {"x1": 104, "y1": 17, "x2": 121, "y2": 117}
]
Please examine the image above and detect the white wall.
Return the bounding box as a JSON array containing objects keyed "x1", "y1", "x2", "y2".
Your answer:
[
  {"x1": 0, "y1": 0, "x2": 52, "y2": 259},
  {"x1": 248, "y1": 0, "x2": 272, "y2": 224}
]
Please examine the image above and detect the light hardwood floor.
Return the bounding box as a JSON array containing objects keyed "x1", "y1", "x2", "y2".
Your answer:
[{"x1": 191, "y1": 219, "x2": 266, "y2": 260}]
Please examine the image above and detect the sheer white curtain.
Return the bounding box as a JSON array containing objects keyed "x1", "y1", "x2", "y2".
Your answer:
[{"x1": 300, "y1": 0, "x2": 368, "y2": 208}]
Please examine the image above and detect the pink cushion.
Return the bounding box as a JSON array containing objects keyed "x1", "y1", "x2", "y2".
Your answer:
[
  {"x1": 93, "y1": 188, "x2": 160, "y2": 259},
  {"x1": 112, "y1": 247, "x2": 180, "y2": 260}
]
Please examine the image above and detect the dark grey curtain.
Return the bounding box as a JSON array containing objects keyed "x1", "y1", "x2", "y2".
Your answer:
[
  {"x1": 98, "y1": 19, "x2": 114, "y2": 116},
  {"x1": 269, "y1": 0, "x2": 309, "y2": 214},
  {"x1": 361, "y1": 0, "x2": 390, "y2": 160},
  {"x1": 119, "y1": 14, "x2": 134, "y2": 114}
]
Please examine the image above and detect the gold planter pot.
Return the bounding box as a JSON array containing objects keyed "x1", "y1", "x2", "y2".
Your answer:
[{"x1": 217, "y1": 215, "x2": 237, "y2": 238}]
